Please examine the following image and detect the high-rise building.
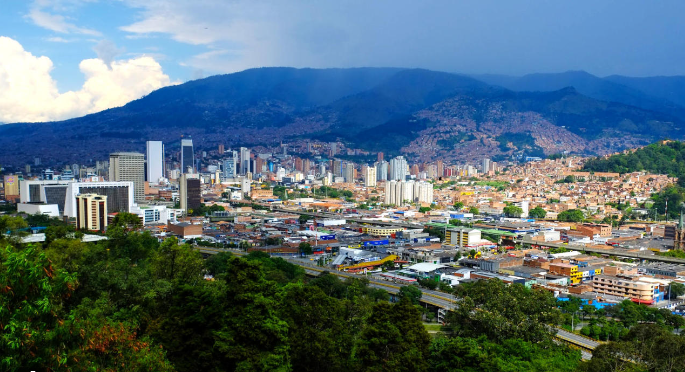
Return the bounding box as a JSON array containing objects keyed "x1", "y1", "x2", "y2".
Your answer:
[
  {"x1": 344, "y1": 163, "x2": 354, "y2": 183},
  {"x1": 223, "y1": 151, "x2": 238, "y2": 178},
  {"x1": 482, "y1": 158, "x2": 491, "y2": 174},
  {"x1": 376, "y1": 161, "x2": 388, "y2": 181},
  {"x1": 179, "y1": 174, "x2": 201, "y2": 213},
  {"x1": 75, "y1": 194, "x2": 107, "y2": 232},
  {"x1": 109, "y1": 152, "x2": 145, "y2": 202},
  {"x1": 240, "y1": 147, "x2": 251, "y2": 175},
  {"x1": 390, "y1": 156, "x2": 408, "y2": 181},
  {"x1": 437, "y1": 160, "x2": 444, "y2": 178},
  {"x1": 365, "y1": 166, "x2": 377, "y2": 187},
  {"x1": 181, "y1": 138, "x2": 194, "y2": 173},
  {"x1": 330, "y1": 142, "x2": 338, "y2": 156},
  {"x1": 384, "y1": 180, "x2": 433, "y2": 206},
  {"x1": 146, "y1": 141, "x2": 165, "y2": 184},
  {"x1": 377, "y1": 152, "x2": 384, "y2": 163},
  {"x1": 3, "y1": 175, "x2": 19, "y2": 199},
  {"x1": 218, "y1": 144, "x2": 225, "y2": 154},
  {"x1": 333, "y1": 160, "x2": 343, "y2": 178}
]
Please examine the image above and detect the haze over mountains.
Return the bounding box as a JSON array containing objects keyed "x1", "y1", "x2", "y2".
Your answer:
[{"x1": 1, "y1": 67, "x2": 685, "y2": 166}]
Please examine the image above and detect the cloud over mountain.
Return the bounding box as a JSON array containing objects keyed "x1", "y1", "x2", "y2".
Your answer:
[{"x1": 0, "y1": 36, "x2": 175, "y2": 123}]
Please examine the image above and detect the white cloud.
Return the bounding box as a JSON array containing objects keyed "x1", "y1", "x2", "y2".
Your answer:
[
  {"x1": 45, "y1": 36, "x2": 73, "y2": 42},
  {"x1": 28, "y1": 8, "x2": 101, "y2": 36},
  {"x1": 0, "y1": 36, "x2": 176, "y2": 123}
]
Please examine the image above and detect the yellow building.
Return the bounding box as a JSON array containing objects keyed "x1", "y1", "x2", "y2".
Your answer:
[
  {"x1": 3, "y1": 175, "x2": 19, "y2": 198},
  {"x1": 75, "y1": 194, "x2": 108, "y2": 232},
  {"x1": 362, "y1": 226, "x2": 404, "y2": 237}
]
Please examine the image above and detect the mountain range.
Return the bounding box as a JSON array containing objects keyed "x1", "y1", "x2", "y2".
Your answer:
[{"x1": 2, "y1": 67, "x2": 685, "y2": 167}]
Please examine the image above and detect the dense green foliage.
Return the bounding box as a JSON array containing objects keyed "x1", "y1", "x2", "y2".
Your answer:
[
  {"x1": 529, "y1": 206, "x2": 547, "y2": 219},
  {"x1": 557, "y1": 209, "x2": 585, "y2": 222},
  {"x1": 503, "y1": 205, "x2": 524, "y2": 218}
]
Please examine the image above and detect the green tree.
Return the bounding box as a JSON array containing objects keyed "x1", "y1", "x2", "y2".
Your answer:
[
  {"x1": 356, "y1": 299, "x2": 431, "y2": 372},
  {"x1": 214, "y1": 257, "x2": 291, "y2": 371},
  {"x1": 670, "y1": 282, "x2": 685, "y2": 298},
  {"x1": 419, "y1": 206, "x2": 431, "y2": 213},
  {"x1": 279, "y1": 283, "x2": 352, "y2": 372},
  {"x1": 454, "y1": 201, "x2": 464, "y2": 210},
  {"x1": 557, "y1": 209, "x2": 585, "y2": 222},
  {"x1": 529, "y1": 206, "x2": 547, "y2": 219},
  {"x1": 299, "y1": 242, "x2": 313, "y2": 255},
  {"x1": 468, "y1": 207, "x2": 479, "y2": 215},
  {"x1": 205, "y1": 251, "x2": 233, "y2": 276},
  {"x1": 152, "y1": 237, "x2": 204, "y2": 284},
  {"x1": 0, "y1": 215, "x2": 28, "y2": 241},
  {"x1": 503, "y1": 205, "x2": 524, "y2": 218},
  {"x1": 110, "y1": 211, "x2": 142, "y2": 231},
  {"x1": 398, "y1": 285, "x2": 423, "y2": 305}
]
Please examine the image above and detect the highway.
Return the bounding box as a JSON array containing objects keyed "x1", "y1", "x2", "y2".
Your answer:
[{"x1": 517, "y1": 238, "x2": 685, "y2": 265}]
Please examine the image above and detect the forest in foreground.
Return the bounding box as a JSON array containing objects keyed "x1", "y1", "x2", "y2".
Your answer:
[{"x1": 1, "y1": 213, "x2": 685, "y2": 372}]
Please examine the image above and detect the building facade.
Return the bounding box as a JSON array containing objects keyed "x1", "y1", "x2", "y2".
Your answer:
[
  {"x1": 109, "y1": 152, "x2": 145, "y2": 202},
  {"x1": 181, "y1": 139, "x2": 194, "y2": 173},
  {"x1": 75, "y1": 194, "x2": 107, "y2": 232},
  {"x1": 146, "y1": 141, "x2": 165, "y2": 184}
]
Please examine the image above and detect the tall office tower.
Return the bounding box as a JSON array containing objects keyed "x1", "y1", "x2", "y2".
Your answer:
[
  {"x1": 255, "y1": 157, "x2": 265, "y2": 173},
  {"x1": 71, "y1": 163, "x2": 79, "y2": 176},
  {"x1": 223, "y1": 151, "x2": 238, "y2": 178},
  {"x1": 24, "y1": 164, "x2": 31, "y2": 175},
  {"x1": 179, "y1": 174, "x2": 201, "y2": 213},
  {"x1": 218, "y1": 144, "x2": 225, "y2": 154},
  {"x1": 365, "y1": 166, "x2": 377, "y2": 187},
  {"x1": 377, "y1": 152, "x2": 384, "y2": 163},
  {"x1": 109, "y1": 152, "x2": 145, "y2": 202},
  {"x1": 333, "y1": 160, "x2": 343, "y2": 177},
  {"x1": 376, "y1": 160, "x2": 388, "y2": 181},
  {"x1": 437, "y1": 160, "x2": 444, "y2": 178},
  {"x1": 482, "y1": 158, "x2": 491, "y2": 173},
  {"x1": 181, "y1": 138, "x2": 194, "y2": 173},
  {"x1": 344, "y1": 163, "x2": 354, "y2": 183},
  {"x1": 330, "y1": 142, "x2": 337, "y2": 156},
  {"x1": 240, "y1": 147, "x2": 250, "y2": 175},
  {"x1": 390, "y1": 156, "x2": 408, "y2": 181},
  {"x1": 306, "y1": 141, "x2": 312, "y2": 152},
  {"x1": 75, "y1": 194, "x2": 107, "y2": 232},
  {"x1": 303, "y1": 159, "x2": 311, "y2": 174},
  {"x1": 146, "y1": 141, "x2": 165, "y2": 184}
]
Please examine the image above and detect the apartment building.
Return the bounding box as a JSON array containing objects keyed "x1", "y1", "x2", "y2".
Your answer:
[{"x1": 592, "y1": 275, "x2": 660, "y2": 304}]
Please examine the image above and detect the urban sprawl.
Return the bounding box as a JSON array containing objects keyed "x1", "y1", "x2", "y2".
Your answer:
[{"x1": 3, "y1": 139, "x2": 685, "y2": 311}]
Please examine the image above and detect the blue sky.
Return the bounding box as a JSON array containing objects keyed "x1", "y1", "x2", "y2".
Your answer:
[{"x1": 1, "y1": 0, "x2": 685, "y2": 123}]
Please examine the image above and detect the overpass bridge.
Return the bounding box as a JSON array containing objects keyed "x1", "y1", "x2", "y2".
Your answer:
[
  {"x1": 516, "y1": 238, "x2": 685, "y2": 265},
  {"x1": 195, "y1": 245, "x2": 600, "y2": 357}
]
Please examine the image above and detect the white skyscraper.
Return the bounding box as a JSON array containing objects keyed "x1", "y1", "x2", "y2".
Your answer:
[
  {"x1": 146, "y1": 141, "x2": 165, "y2": 184},
  {"x1": 365, "y1": 166, "x2": 377, "y2": 187},
  {"x1": 482, "y1": 158, "x2": 491, "y2": 174},
  {"x1": 240, "y1": 147, "x2": 251, "y2": 175},
  {"x1": 376, "y1": 160, "x2": 388, "y2": 181},
  {"x1": 389, "y1": 156, "x2": 408, "y2": 181}
]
